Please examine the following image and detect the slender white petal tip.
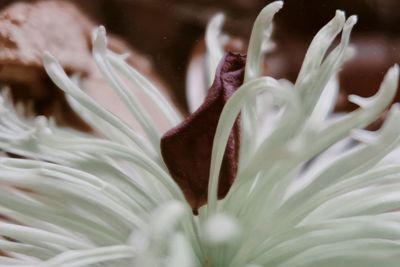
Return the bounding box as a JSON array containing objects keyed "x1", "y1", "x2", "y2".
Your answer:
[
  {"x1": 348, "y1": 15, "x2": 358, "y2": 25},
  {"x1": 255, "y1": 0, "x2": 283, "y2": 18},
  {"x1": 93, "y1": 26, "x2": 107, "y2": 53},
  {"x1": 333, "y1": 10, "x2": 346, "y2": 25},
  {"x1": 388, "y1": 64, "x2": 400, "y2": 81},
  {"x1": 210, "y1": 13, "x2": 224, "y2": 25},
  {"x1": 34, "y1": 116, "x2": 52, "y2": 137},
  {"x1": 269, "y1": 1, "x2": 283, "y2": 10},
  {"x1": 42, "y1": 51, "x2": 56, "y2": 66},
  {"x1": 347, "y1": 95, "x2": 371, "y2": 108},
  {"x1": 381, "y1": 64, "x2": 399, "y2": 96},
  {"x1": 348, "y1": 64, "x2": 399, "y2": 108}
]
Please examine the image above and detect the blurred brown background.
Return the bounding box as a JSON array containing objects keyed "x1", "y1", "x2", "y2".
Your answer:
[{"x1": 0, "y1": 0, "x2": 399, "y2": 118}]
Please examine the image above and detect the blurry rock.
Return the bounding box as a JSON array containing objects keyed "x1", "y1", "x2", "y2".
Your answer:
[
  {"x1": 0, "y1": 0, "x2": 93, "y2": 76},
  {"x1": 0, "y1": 0, "x2": 172, "y2": 132}
]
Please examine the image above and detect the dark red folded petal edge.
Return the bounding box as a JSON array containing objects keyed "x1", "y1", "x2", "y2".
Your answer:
[{"x1": 161, "y1": 52, "x2": 246, "y2": 213}]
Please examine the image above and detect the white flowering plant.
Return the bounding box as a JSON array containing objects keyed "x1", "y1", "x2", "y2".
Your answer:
[{"x1": 0, "y1": 1, "x2": 399, "y2": 267}]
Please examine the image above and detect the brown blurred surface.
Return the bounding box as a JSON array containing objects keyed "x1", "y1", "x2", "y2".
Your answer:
[
  {"x1": 70, "y1": 0, "x2": 400, "y2": 112},
  {"x1": 0, "y1": 0, "x2": 173, "y2": 132},
  {"x1": 0, "y1": 0, "x2": 399, "y2": 116}
]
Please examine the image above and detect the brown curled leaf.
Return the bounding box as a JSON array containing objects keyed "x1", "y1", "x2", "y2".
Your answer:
[{"x1": 161, "y1": 52, "x2": 246, "y2": 213}]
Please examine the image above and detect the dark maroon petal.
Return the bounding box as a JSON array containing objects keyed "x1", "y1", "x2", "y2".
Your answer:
[{"x1": 161, "y1": 52, "x2": 246, "y2": 212}]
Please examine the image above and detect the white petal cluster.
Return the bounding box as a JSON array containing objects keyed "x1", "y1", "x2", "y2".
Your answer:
[{"x1": 0, "y1": 1, "x2": 399, "y2": 266}]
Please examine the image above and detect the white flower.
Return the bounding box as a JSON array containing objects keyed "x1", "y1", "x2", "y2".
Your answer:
[{"x1": 0, "y1": 1, "x2": 400, "y2": 266}]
